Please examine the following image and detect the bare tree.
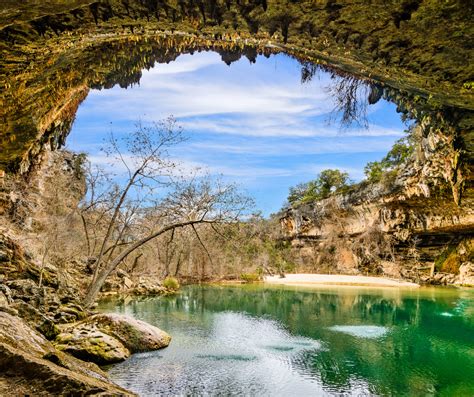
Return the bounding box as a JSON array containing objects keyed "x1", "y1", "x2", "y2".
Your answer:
[{"x1": 82, "y1": 118, "x2": 252, "y2": 306}]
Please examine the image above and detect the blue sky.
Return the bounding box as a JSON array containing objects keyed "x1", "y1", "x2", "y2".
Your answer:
[{"x1": 67, "y1": 52, "x2": 407, "y2": 215}]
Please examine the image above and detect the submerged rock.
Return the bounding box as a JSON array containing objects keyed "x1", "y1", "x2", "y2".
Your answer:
[{"x1": 54, "y1": 313, "x2": 171, "y2": 364}]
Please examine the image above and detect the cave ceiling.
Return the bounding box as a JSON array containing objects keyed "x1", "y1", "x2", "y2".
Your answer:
[{"x1": 0, "y1": 0, "x2": 473, "y2": 171}]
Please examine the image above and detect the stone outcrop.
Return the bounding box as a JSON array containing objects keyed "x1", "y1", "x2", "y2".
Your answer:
[
  {"x1": 458, "y1": 262, "x2": 474, "y2": 286},
  {"x1": 54, "y1": 313, "x2": 171, "y2": 365},
  {"x1": 101, "y1": 271, "x2": 168, "y2": 296},
  {"x1": 54, "y1": 328, "x2": 131, "y2": 365},
  {"x1": 0, "y1": 224, "x2": 171, "y2": 391},
  {"x1": 0, "y1": 231, "x2": 89, "y2": 335},
  {"x1": 0, "y1": 311, "x2": 133, "y2": 396}
]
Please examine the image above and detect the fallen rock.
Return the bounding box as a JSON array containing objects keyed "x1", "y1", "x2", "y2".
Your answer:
[
  {"x1": 55, "y1": 328, "x2": 130, "y2": 365},
  {"x1": 0, "y1": 311, "x2": 133, "y2": 395},
  {"x1": 54, "y1": 313, "x2": 171, "y2": 364},
  {"x1": 117, "y1": 269, "x2": 129, "y2": 278},
  {"x1": 123, "y1": 276, "x2": 134, "y2": 290},
  {"x1": 54, "y1": 303, "x2": 87, "y2": 324},
  {"x1": 134, "y1": 277, "x2": 166, "y2": 295},
  {"x1": 89, "y1": 313, "x2": 171, "y2": 353}
]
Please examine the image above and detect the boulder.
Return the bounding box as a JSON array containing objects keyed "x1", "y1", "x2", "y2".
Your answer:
[
  {"x1": 116, "y1": 269, "x2": 129, "y2": 278},
  {"x1": 123, "y1": 276, "x2": 134, "y2": 290},
  {"x1": 88, "y1": 313, "x2": 171, "y2": 353},
  {"x1": 55, "y1": 328, "x2": 130, "y2": 365},
  {"x1": 134, "y1": 277, "x2": 166, "y2": 295},
  {"x1": 54, "y1": 313, "x2": 171, "y2": 364},
  {"x1": 54, "y1": 303, "x2": 87, "y2": 324},
  {"x1": 0, "y1": 311, "x2": 133, "y2": 395}
]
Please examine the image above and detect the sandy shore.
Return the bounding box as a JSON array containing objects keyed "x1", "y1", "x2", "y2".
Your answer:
[{"x1": 264, "y1": 274, "x2": 419, "y2": 288}]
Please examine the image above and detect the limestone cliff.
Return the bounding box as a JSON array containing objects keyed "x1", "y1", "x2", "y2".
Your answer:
[{"x1": 280, "y1": 173, "x2": 474, "y2": 285}]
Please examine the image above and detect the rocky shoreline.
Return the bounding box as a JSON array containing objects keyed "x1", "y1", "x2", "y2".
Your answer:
[{"x1": 0, "y1": 232, "x2": 174, "y2": 395}]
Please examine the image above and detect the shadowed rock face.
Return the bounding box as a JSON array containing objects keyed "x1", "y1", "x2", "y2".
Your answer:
[{"x1": 0, "y1": 0, "x2": 473, "y2": 173}]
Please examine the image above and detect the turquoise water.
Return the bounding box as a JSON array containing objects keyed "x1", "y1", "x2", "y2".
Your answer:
[{"x1": 100, "y1": 285, "x2": 474, "y2": 396}]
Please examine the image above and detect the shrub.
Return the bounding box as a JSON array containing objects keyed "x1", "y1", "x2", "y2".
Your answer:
[
  {"x1": 163, "y1": 276, "x2": 180, "y2": 290},
  {"x1": 364, "y1": 161, "x2": 384, "y2": 183},
  {"x1": 441, "y1": 254, "x2": 461, "y2": 274},
  {"x1": 434, "y1": 245, "x2": 456, "y2": 272},
  {"x1": 240, "y1": 273, "x2": 262, "y2": 283}
]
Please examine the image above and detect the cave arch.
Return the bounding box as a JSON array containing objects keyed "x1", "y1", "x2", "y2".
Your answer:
[{"x1": 0, "y1": 0, "x2": 472, "y2": 202}]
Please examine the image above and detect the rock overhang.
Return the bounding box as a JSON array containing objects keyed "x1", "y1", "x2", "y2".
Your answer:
[{"x1": 0, "y1": 0, "x2": 473, "y2": 172}]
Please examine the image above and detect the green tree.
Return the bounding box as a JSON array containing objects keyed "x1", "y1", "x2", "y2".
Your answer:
[
  {"x1": 364, "y1": 136, "x2": 413, "y2": 183},
  {"x1": 287, "y1": 169, "x2": 350, "y2": 205}
]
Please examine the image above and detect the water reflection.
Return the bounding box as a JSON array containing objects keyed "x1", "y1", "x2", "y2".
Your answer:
[{"x1": 100, "y1": 285, "x2": 474, "y2": 396}]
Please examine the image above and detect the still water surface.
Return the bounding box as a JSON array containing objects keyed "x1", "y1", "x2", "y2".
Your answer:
[{"x1": 99, "y1": 285, "x2": 474, "y2": 396}]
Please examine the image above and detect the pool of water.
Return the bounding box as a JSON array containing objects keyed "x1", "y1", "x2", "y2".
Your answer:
[{"x1": 99, "y1": 285, "x2": 474, "y2": 396}]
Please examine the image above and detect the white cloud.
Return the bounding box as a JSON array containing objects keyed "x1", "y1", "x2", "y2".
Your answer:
[
  {"x1": 186, "y1": 136, "x2": 399, "y2": 156},
  {"x1": 70, "y1": 52, "x2": 406, "y2": 213},
  {"x1": 81, "y1": 53, "x2": 333, "y2": 122},
  {"x1": 179, "y1": 116, "x2": 403, "y2": 138},
  {"x1": 145, "y1": 52, "x2": 221, "y2": 75}
]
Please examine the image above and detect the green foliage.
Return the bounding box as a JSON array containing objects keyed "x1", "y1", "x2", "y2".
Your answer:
[
  {"x1": 72, "y1": 152, "x2": 87, "y2": 179},
  {"x1": 462, "y1": 81, "x2": 474, "y2": 91},
  {"x1": 263, "y1": 239, "x2": 297, "y2": 274},
  {"x1": 163, "y1": 276, "x2": 180, "y2": 290},
  {"x1": 287, "y1": 169, "x2": 351, "y2": 205},
  {"x1": 240, "y1": 273, "x2": 262, "y2": 283},
  {"x1": 364, "y1": 136, "x2": 413, "y2": 183},
  {"x1": 434, "y1": 245, "x2": 457, "y2": 272},
  {"x1": 364, "y1": 161, "x2": 384, "y2": 183}
]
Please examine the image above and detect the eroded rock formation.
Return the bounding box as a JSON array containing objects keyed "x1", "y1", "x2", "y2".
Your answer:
[
  {"x1": 0, "y1": 311, "x2": 134, "y2": 395},
  {"x1": 280, "y1": 174, "x2": 474, "y2": 285},
  {"x1": 0, "y1": 0, "x2": 473, "y2": 173}
]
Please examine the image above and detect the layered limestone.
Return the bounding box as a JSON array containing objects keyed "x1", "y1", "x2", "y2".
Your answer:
[{"x1": 280, "y1": 178, "x2": 474, "y2": 285}]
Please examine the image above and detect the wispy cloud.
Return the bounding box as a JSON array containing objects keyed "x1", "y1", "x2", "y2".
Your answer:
[
  {"x1": 69, "y1": 52, "x2": 405, "y2": 214},
  {"x1": 179, "y1": 116, "x2": 403, "y2": 138},
  {"x1": 146, "y1": 53, "x2": 221, "y2": 75}
]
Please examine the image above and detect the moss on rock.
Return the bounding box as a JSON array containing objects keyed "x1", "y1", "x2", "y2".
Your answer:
[
  {"x1": 54, "y1": 312, "x2": 171, "y2": 365},
  {"x1": 54, "y1": 329, "x2": 130, "y2": 365},
  {"x1": 0, "y1": 311, "x2": 133, "y2": 395}
]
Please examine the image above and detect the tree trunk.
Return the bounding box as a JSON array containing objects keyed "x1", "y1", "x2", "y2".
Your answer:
[{"x1": 83, "y1": 219, "x2": 213, "y2": 307}]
